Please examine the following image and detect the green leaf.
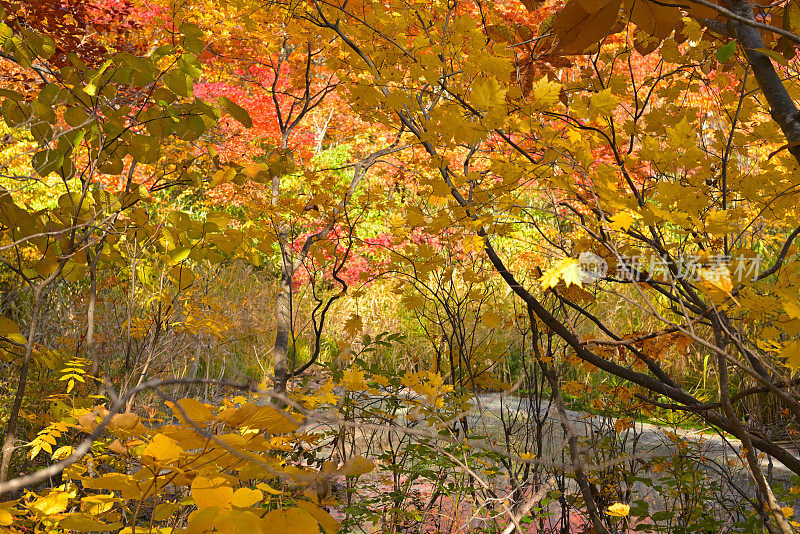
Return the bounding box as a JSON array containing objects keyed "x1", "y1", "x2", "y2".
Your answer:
[
  {"x1": 10, "y1": 37, "x2": 33, "y2": 69},
  {"x1": 38, "y1": 35, "x2": 55, "y2": 60},
  {"x1": 752, "y1": 47, "x2": 789, "y2": 65},
  {"x1": 164, "y1": 69, "x2": 192, "y2": 97},
  {"x1": 0, "y1": 88, "x2": 22, "y2": 100},
  {"x1": 716, "y1": 41, "x2": 736, "y2": 62},
  {"x1": 145, "y1": 116, "x2": 173, "y2": 138},
  {"x1": 0, "y1": 23, "x2": 11, "y2": 45},
  {"x1": 64, "y1": 106, "x2": 90, "y2": 127},
  {"x1": 169, "y1": 246, "x2": 192, "y2": 263},
  {"x1": 180, "y1": 22, "x2": 204, "y2": 39},
  {"x1": 218, "y1": 96, "x2": 252, "y2": 128},
  {"x1": 127, "y1": 135, "x2": 160, "y2": 164},
  {"x1": 173, "y1": 115, "x2": 206, "y2": 140},
  {"x1": 2, "y1": 99, "x2": 30, "y2": 127},
  {"x1": 178, "y1": 56, "x2": 202, "y2": 79},
  {"x1": 32, "y1": 149, "x2": 64, "y2": 177}
]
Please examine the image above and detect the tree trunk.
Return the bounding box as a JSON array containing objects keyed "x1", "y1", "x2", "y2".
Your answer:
[
  {"x1": 272, "y1": 246, "x2": 293, "y2": 393},
  {"x1": 0, "y1": 283, "x2": 46, "y2": 483}
]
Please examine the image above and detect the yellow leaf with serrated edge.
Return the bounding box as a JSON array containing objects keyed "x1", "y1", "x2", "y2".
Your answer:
[
  {"x1": 783, "y1": 506, "x2": 795, "y2": 517},
  {"x1": 406, "y1": 205, "x2": 424, "y2": 228},
  {"x1": 783, "y1": 341, "x2": 800, "y2": 370},
  {"x1": 342, "y1": 366, "x2": 368, "y2": 392},
  {"x1": 261, "y1": 506, "x2": 318, "y2": 533},
  {"x1": 540, "y1": 258, "x2": 583, "y2": 289},
  {"x1": 482, "y1": 311, "x2": 502, "y2": 328},
  {"x1": 609, "y1": 212, "x2": 635, "y2": 231},
  {"x1": 471, "y1": 76, "x2": 506, "y2": 111},
  {"x1": 344, "y1": 313, "x2": 363, "y2": 336},
  {"x1": 462, "y1": 234, "x2": 485, "y2": 253},
  {"x1": 785, "y1": 300, "x2": 800, "y2": 320},
  {"x1": 697, "y1": 265, "x2": 733, "y2": 295},
  {"x1": 529, "y1": 77, "x2": 562, "y2": 108},
  {"x1": 590, "y1": 88, "x2": 620, "y2": 116},
  {"x1": 705, "y1": 210, "x2": 735, "y2": 235}
]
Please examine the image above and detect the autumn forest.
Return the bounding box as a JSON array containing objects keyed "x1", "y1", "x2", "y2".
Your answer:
[{"x1": 2, "y1": 0, "x2": 800, "y2": 532}]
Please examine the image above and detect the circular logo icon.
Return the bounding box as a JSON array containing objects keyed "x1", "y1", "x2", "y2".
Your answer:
[{"x1": 578, "y1": 251, "x2": 607, "y2": 282}]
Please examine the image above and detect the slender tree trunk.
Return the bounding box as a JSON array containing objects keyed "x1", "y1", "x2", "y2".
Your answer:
[
  {"x1": 87, "y1": 267, "x2": 98, "y2": 374},
  {"x1": 1, "y1": 282, "x2": 47, "y2": 483},
  {"x1": 87, "y1": 246, "x2": 101, "y2": 379},
  {"x1": 541, "y1": 362, "x2": 609, "y2": 534},
  {"x1": 712, "y1": 323, "x2": 793, "y2": 534},
  {"x1": 272, "y1": 245, "x2": 293, "y2": 393}
]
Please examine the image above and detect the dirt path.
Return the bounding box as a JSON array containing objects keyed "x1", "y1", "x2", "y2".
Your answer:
[{"x1": 470, "y1": 392, "x2": 797, "y2": 479}]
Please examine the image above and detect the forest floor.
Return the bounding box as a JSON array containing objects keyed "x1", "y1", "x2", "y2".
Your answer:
[
  {"x1": 469, "y1": 392, "x2": 796, "y2": 476},
  {"x1": 302, "y1": 390, "x2": 798, "y2": 531}
]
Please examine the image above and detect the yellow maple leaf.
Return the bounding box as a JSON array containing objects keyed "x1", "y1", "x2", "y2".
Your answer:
[
  {"x1": 482, "y1": 310, "x2": 502, "y2": 328},
  {"x1": 590, "y1": 88, "x2": 620, "y2": 116},
  {"x1": 530, "y1": 77, "x2": 562, "y2": 108},
  {"x1": 783, "y1": 300, "x2": 800, "y2": 320},
  {"x1": 697, "y1": 265, "x2": 734, "y2": 295},
  {"x1": 609, "y1": 212, "x2": 635, "y2": 231},
  {"x1": 540, "y1": 258, "x2": 584, "y2": 290},
  {"x1": 343, "y1": 313, "x2": 363, "y2": 336},
  {"x1": 782, "y1": 341, "x2": 800, "y2": 370},
  {"x1": 471, "y1": 76, "x2": 507, "y2": 111},
  {"x1": 342, "y1": 366, "x2": 367, "y2": 391}
]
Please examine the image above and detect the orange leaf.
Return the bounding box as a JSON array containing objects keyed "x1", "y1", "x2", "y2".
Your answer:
[
  {"x1": 553, "y1": 0, "x2": 622, "y2": 54},
  {"x1": 626, "y1": 0, "x2": 682, "y2": 40}
]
